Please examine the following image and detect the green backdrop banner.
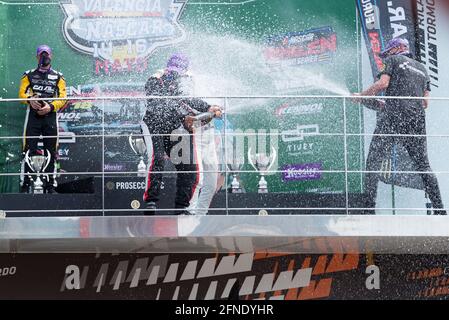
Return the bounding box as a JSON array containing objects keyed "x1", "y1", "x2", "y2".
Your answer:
[{"x1": 0, "y1": 0, "x2": 363, "y2": 194}]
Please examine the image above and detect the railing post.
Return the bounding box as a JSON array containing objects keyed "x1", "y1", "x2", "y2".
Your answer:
[
  {"x1": 343, "y1": 97, "x2": 349, "y2": 215},
  {"x1": 224, "y1": 97, "x2": 229, "y2": 216},
  {"x1": 102, "y1": 99, "x2": 105, "y2": 217}
]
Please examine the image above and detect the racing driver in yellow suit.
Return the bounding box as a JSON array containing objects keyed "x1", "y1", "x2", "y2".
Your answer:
[{"x1": 18, "y1": 45, "x2": 67, "y2": 193}]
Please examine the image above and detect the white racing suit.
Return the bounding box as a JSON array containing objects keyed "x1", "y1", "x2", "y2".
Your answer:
[{"x1": 187, "y1": 122, "x2": 219, "y2": 215}]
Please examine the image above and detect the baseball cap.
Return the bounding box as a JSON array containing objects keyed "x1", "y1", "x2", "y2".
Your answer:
[
  {"x1": 166, "y1": 53, "x2": 189, "y2": 75},
  {"x1": 36, "y1": 44, "x2": 52, "y2": 56},
  {"x1": 380, "y1": 38, "x2": 409, "y2": 58}
]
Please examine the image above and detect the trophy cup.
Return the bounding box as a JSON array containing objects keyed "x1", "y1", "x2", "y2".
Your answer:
[
  {"x1": 248, "y1": 146, "x2": 277, "y2": 193},
  {"x1": 129, "y1": 134, "x2": 147, "y2": 177},
  {"x1": 24, "y1": 149, "x2": 51, "y2": 194},
  {"x1": 227, "y1": 162, "x2": 244, "y2": 193}
]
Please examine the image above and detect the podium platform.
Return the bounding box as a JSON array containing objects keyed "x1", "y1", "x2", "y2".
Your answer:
[
  {"x1": 1, "y1": 215, "x2": 448, "y2": 254},
  {"x1": 0, "y1": 176, "x2": 369, "y2": 216},
  {"x1": 1, "y1": 215, "x2": 449, "y2": 299}
]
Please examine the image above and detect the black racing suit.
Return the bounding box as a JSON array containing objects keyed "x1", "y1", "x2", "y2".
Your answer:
[
  {"x1": 363, "y1": 54, "x2": 445, "y2": 214},
  {"x1": 141, "y1": 70, "x2": 210, "y2": 212},
  {"x1": 18, "y1": 68, "x2": 67, "y2": 192}
]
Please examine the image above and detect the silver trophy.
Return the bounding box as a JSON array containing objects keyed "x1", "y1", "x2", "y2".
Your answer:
[
  {"x1": 129, "y1": 134, "x2": 147, "y2": 177},
  {"x1": 227, "y1": 162, "x2": 244, "y2": 193},
  {"x1": 248, "y1": 146, "x2": 277, "y2": 193},
  {"x1": 24, "y1": 149, "x2": 51, "y2": 194}
]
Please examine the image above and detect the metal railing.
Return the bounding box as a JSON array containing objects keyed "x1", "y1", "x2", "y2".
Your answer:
[{"x1": 1, "y1": 95, "x2": 448, "y2": 216}]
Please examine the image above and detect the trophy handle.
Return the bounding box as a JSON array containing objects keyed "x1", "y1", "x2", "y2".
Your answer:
[
  {"x1": 24, "y1": 150, "x2": 33, "y2": 172},
  {"x1": 43, "y1": 149, "x2": 52, "y2": 172},
  {"x1": 247, "y1": 147, "x2": 258, "y2": 171},
  {"x1": 128, "y1": 134, "x2": 138, "y2": 155}
]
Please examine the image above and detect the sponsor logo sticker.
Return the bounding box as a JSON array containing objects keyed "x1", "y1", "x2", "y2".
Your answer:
[
  {"x1": 274, "y1": 102, "x2": 323, "y2": 117},
  {"x1": 131, "y1": 200, "x2": 141, "y2": 209},
  {"x1": 281, "y1": 163, "x2": 323, "y2": 182}
]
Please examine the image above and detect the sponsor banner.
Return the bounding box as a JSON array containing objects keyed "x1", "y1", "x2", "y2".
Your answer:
[
  {"x1": 1, "y1": 252, "x2": 449, "y2": 299},
  {"x1": 102, "y1": 176, "x2": 152, "y2": 210},
  {"x1": 415, "y1": 0, "x2": 439, "y2": 89},
  {"x1": 57, "y1": 147, "x2": 71, "y2": 161},
  {"x1": 357, "y1": 0, "x2": 417, "y2": 78},
  {"x1": 58, "y1": 130, "x2": 77, "y2": 144},
  {"x1": 0, "y1": 1, "x2": 363, "y2": 195},
  {"x1": 61, "y1": 0, "x2": 188, "y2": 75},
  {"x1": 0, "y1": 252, "x2": 361, "y2": 299},
  {"x1": 264, "y1": 26, "x2": 339, "y2": 94},
  {"x1": 415, "y1": 0, "x2": 449, "y2": 94},
  {"x1": 106, "y1": 180, "x2": 146, "y2": 190},
  {"x1": 104, "y1": 163, "x2": 126, "y2": 172},
  {"x1": 264, "y1": 27, "x2": 337, "y2": 66},
  {"x1": 274, "y1": 101, "x2": 324, "y2": 117},
  {"x1": 410, "y1": 1, "x2": 449, "y2": 199},
  {"x1": 281, "y1": 163, "x2": 322, "y2": 182},
  {"x1": 57, "y1": 112, "x2": 82, "y2": 122},
  {"x1": 281, "y1": 124, "x2": 319, "y2": 156}
]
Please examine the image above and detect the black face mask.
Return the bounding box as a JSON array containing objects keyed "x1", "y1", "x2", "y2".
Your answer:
[{"x1": 39, "y1": 54, "x2": 52, "y2": 68}]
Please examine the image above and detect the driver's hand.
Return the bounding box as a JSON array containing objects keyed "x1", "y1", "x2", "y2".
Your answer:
[
  {"x1": 184, "y1": 115, "x2": 195, "y2": 132},
  {"x1": 29, "y1": 96, "x2": 42, "y2": 110},
  {"x1": 37, "y1": 102, "x2": 51, "y2": 115},
  {"x1": 208, "y1": 105, "x2": 223, "y2": 118}
]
